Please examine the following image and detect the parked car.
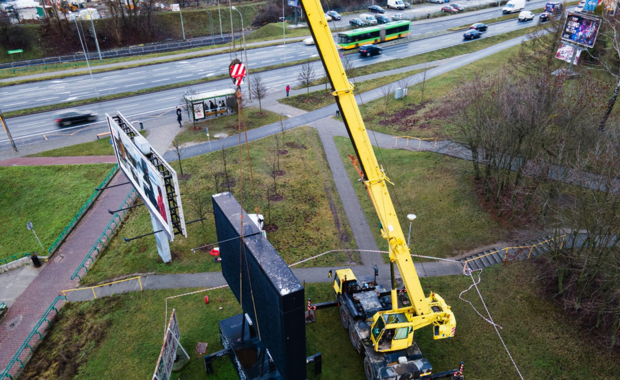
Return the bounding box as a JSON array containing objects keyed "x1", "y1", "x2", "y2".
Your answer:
[
  {"x1": 430, "y1": 0, "x2": 443, "y2": 3},
  {"x1": 403, "y1": 1, "x2": 412, "y2": 8},
  {"x1": 360, "y1": 13, "x2": 378, "y2": 25},
  {"x1": 376, "y1": 14, "x2": 390, "y2": 24},
  {"x1": 349, "y1": 18, "x2": 366, "y2": 27},
  {"x1": 469, "y1": 22, "x2": 488, "y2": 31},
  {"x1": 463, "y1": 29, "x2": 482, "y2": 40},
  {"x1": 391, "y1": 13, "x2": 405, "y2": 21},
  {"x1": 387, "y1": 0, "x2": 405, "y2": 9},
  {"x1": 55, "y1": 109, "x2": 98, "y2": 127},
  {"x1": 324, "y1": 13, "x2": 332, "y2": 21},
  {"x1": 518, "y1": 10, "x2": 535, "y2": 21},
  {"x1": 303, "y1": 37, "x2": 315, "y2": 45},
  {"x1": 326, "y1": 10, "x2": 341, "y2": 20},
  {"x1": 441, "y1": 5, "x2": 458, "y2": 12},
  {"x1": 359, "y1": 44, "x2": 383, "y2": 56},
  {"x1": 368, "y1": 5, "x2": 385, "y2": 13},
  {"x1": 451, "y1": 3, "x2": 464, "y2": 10},
  {"x1": 539, "y1": 11, "x2": 551, "y2": 22}
]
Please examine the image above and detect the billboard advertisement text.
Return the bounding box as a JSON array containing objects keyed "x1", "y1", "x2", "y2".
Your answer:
[
  {"x1": 561, "y1": 12, "x2": 601, "y2": 49},
  {"x1": 108, "y1": 116, "x2": 174, "y2": 239}
]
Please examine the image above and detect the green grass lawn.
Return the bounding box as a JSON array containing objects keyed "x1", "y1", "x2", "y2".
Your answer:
[
  {"x1": 0, "y1": 164, "x2": 114, "y2": 260},
  {"x1": 81, "y1": 127, "x2": 356, "y2": 285},
  {"x1": 335, "y1": 137, "x2": 505, "y2": 259},
  {"x1": 29, "y1": 130, "x2": 147, "y2": 157},
  {"x1": 22, "y1": 262, "x2": 620, "y2": 379},
  {"x1": 280, "y1": 69, "x2": 425, "y2": 111},
  {"x1": 174, "y1": 107, "x2": 284, "y2": 145}
]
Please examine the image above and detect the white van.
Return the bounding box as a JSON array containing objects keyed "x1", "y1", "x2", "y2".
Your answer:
[
  {"x1": 502, "y1": 0, "x2": 525, "y2": 14},
  {"x1": 387, "y1": 0, "x2": 405, "y2": 10},
  {"x1": 359, "y1": 13, "x2": 378, "y2": 25}
]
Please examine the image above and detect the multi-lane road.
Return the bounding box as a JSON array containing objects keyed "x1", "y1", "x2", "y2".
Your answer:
[{"x1": 1, "y1": 0, "x2": 554, "y2": 149}]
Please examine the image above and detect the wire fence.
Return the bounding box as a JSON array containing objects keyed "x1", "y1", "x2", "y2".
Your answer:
[
  {"x1": 71, "y1": 188, "x2": 137, "y2": 281},
  {"x1": 0, "y1": 295, "x2": 67, "y2": 380}
]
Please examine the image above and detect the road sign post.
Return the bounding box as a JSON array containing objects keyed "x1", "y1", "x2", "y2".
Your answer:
[
  {"x1": 27, "y1": 221, "x2": 45, "y2": 251},
  {"x1": 205, "y1": 127, "x2": 211, "y2": 151}
]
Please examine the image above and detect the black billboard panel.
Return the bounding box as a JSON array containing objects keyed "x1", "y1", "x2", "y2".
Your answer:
[{"x1": 212, "y1": 192, "x2": 306, "y2": 380}]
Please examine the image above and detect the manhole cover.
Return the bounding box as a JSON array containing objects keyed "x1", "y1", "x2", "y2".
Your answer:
[
  {"x1": 54, "y1": 254, "x2": 65, "y2": 263},
  {"x1": 196, "y1": 342, "x2": 208, "y2": 354}
]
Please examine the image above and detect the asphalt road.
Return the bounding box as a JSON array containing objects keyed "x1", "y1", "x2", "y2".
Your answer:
[
  {"x1": 0, "y1": 0, "x2": 551, "y2": 113},
  {"x1": 0, "y1": 0, "x2": 558, "y2": 151}
]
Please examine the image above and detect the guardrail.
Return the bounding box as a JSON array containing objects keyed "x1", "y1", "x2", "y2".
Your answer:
[
  {"x1": 62, "y1": 276, "x2": 143, "y2": 299},
  {"x1": 0, "y1": 252, "x2": 32, "y2": 267},
  {"x1": 0, "y1": 35, "x2": 232, "y2": 70},
  {"x1": 71, "y1": 188, "x2": 136, "y2": 281},
  {"x1": 0, "y1": 295, "x2": 67, "y2": 380},
  {"x1": 47, "y1": 164, "x2": 118, "y2": 257},
  {"x1": 394, "y1": 136, "x2": 439, "y2": 148}
]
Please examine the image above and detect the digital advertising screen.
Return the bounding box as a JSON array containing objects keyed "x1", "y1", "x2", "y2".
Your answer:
[
  {"x1": 561, "y1": 12, "x2": 601, "y2": 49},
  {"x1": 107, "y1": 115, "x2": 174, "y2": 239}
]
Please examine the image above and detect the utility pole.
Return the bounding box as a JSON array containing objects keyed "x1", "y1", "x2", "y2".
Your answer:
[
  {"x1": 74, "y1": 16, "x2": 100, "y2": 99},
  {"x1": 179, "y1": 4, "x2": 186, "y2": 40},
  {"x1": 0, "y1": 108, "x2": 18, "y2": 152},
  {"x1": 88, "y1": 12, "x2": 102, "y2": 61}
]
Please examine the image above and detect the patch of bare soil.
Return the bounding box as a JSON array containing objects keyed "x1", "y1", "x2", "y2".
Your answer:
[
  {"x1": 265, "y1": 224, "x2": 278, "y2": 232},
  {"x1": 285, "y1": 142, "x2": 306, "y2": 149}
]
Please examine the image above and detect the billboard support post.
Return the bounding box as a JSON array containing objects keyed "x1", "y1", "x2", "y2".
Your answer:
[{"x1": 151, "y1": 213, "x2": 172, "y2": 263}]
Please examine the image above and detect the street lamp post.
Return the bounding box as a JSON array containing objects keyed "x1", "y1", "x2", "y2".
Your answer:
[
  {"x1": 74, "y1": 15, "x2": 99, "y2": 99},
  {"x1": 179, "y1": 4, "x2": 186, "y2": 40},
  {"x1": 232, "y1": 6, "x2": 251, "y2": 101},
  {"x1": 218, "y1": 0, "x2": 223, "y2": 38},
  {"x1": 87, "y1": 11, "x2": 102, "y2": 61},
  {"x1": 406, "y1": 214, "x2": 416, "y2": 248},
  {"x1": 206, "y1": 10, "x2": 214, "y2": 41}
]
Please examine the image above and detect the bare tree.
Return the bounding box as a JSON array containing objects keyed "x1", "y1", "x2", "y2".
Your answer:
[
  {"x1": 187, "y1": 190, "x2": 211, "y2": 232},
  {"x1": 397, "y1": 76, "x2": 413, "y2": 100},
  {"x1": 298, "y1": 59, "x2": 316, "y2": 95},
  {"x1": 342, "y1": 54, "x2": 355, "y2": 80},
  {"x1": 419, "y1": 67, "x2": 428, "y2": 104},
  {"x1": 171, "y1": 137, "x2": 185, "y2": 176},
  {"x1": 250, "y1": 74, "x2": 268, "y2": 113},
  {"x1": 379, "y1": 84, "x2": 393, "y2": 124}
]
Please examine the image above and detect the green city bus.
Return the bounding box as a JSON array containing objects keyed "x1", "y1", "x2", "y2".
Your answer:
[{"x1": 337, "y1": 21, "x2": 411, "y2": 50}]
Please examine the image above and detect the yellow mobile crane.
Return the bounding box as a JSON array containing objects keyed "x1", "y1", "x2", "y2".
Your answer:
[{"x1": 299, "y1": 0, "x2": 463, "y2": 378}]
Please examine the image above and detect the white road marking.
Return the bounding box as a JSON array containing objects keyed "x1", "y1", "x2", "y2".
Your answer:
[{"x1": 125, "y1": 83, "x2": 146, "y2": 87}]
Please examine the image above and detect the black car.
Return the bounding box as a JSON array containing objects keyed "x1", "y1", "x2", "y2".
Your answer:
[
  {"x1": 326, "y1": 10, "x2": 342, "y2": 20},
  {"x1": 539, "y1": 11, "x2": 551, "y2": 22},
  {"x1": 55, "y1": 109, "x2": 98, "y2": 127},
  {"x1": 359, "y1": 44, "x2": 383, "y2": 56},
  {"x1": 469, "y1": 22, "x2": 487, "y2": 31},
  {"x1": 368, "y1": 5, "x2": 385, "y2": 13},
  {"x1": 349, "y1": 18, "x2": 366, "y2": 27},
  {"x1": 375, "y1": 14, "x2": 390, "y2": 24},
  {"x1": 463, "y1": 29, "x2": 482, "y2": 40}
]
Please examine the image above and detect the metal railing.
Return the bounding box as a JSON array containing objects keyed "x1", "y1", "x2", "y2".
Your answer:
[
  {"x1": 47, "y1": 164, "x2": 118, "y2": 257},
  {"x1": 0, "y1": 295, "x2": 67, "y2": 380},
  {"x1": 71, "y1": 188, "x2": 136, "y2": 281},
  {"x1": 462, "y1": 235, "x2": 567, "y2": 268},
  {"x1": 394, "y1": 136, "x2": 439, "y2": 148},
  {"x1": 62, "y1": 276, "x2": 143, "y2": 299},
  {"x1": 0, "y1": 252, "x2": 32, "y2": 266},
  {"x1": 0, "y1": 35, "x2": 232, "y2": 70}
]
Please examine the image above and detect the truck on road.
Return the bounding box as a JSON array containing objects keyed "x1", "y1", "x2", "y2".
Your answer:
[{"x1": 502, "y1": 0, "x2": 526, "y2": 14}]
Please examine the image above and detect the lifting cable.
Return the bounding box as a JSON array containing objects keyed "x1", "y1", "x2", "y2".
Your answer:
[{"x1": 460, "y1": 265, "x2": 524, "y2": 380}]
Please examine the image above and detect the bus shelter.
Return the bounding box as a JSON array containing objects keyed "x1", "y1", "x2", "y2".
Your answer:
[{"x1": 184, "y1": 88, "x2": 236, "y2": 123}]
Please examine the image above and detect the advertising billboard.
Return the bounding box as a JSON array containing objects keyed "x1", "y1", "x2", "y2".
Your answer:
[
  {"x1": 152, "y1": 309, "x2": 180, "y2": 380},
  {"x1": 193, "y1": 102, "x2": 205, "y2": 120},
  {"x1": 108, "y1": 115, "x2": 175, "y2": 239},
  {"x1": 561, "y1": 12, "x2": 601, "y2": 49},
  {"x1": 555, "y1": 42, "x2": 582, "y2": 64}
]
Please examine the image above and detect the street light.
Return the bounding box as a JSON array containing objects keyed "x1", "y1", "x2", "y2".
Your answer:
[
  {"x1": 406, "y1": 214, "x2": 416, "y2": 248},
  {"x1": 73, "y1": 15, "x2": 99, "y2": 99},
  {"x1": 218, "y1": 0, "x2": 223, "y2": 38},
  {"x1": 85, "y1": 10, "x2": 102, "y2": 61},
  {"x1": 282, "y1": 0, "x2": 286, "y2": 65},
  {"x1": 179, "y1": 3, "x2": 186, "y2": 40},
  {"x1": 231, "y1": 6, "x2": 251, "y2": 101}
]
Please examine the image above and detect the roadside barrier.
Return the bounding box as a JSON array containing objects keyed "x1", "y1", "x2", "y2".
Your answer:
[
  {"x1": 62, "y1": 276, "x2": 143, "y2": 300},
  {"x1": 71, "y1": 188, "x2": 137, "y2": 281},
  {"x1": 0, "y1": 295, "x2": 67, "y2": 380},
  {"x1": 394, "y1": 136, "x2": 438, "y2": 148},
  {"x1": 0, "y1": 253, "x2": 32, "y2": 267},
  {"x1": 47, "y1": 164, "x2": 118, "y2": 257}
]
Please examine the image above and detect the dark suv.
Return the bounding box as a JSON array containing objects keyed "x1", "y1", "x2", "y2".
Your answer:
[
  {"x1": 376, "y1": 14, "x2": 390, "y2": 24},
  {"x1": 359, "y1": 44, "x2": 383, "y2": 56}
]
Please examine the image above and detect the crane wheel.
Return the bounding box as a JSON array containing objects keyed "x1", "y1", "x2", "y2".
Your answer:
[
  {"x1": 364, "y1": 355, "x2": 376, "y2": 380},
  {"x1": 340, "y1": 305, "x2": 349, "y2": 330},
  {"x1": 349, "y1": 322, "x2": 360, "y2": 353}
]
